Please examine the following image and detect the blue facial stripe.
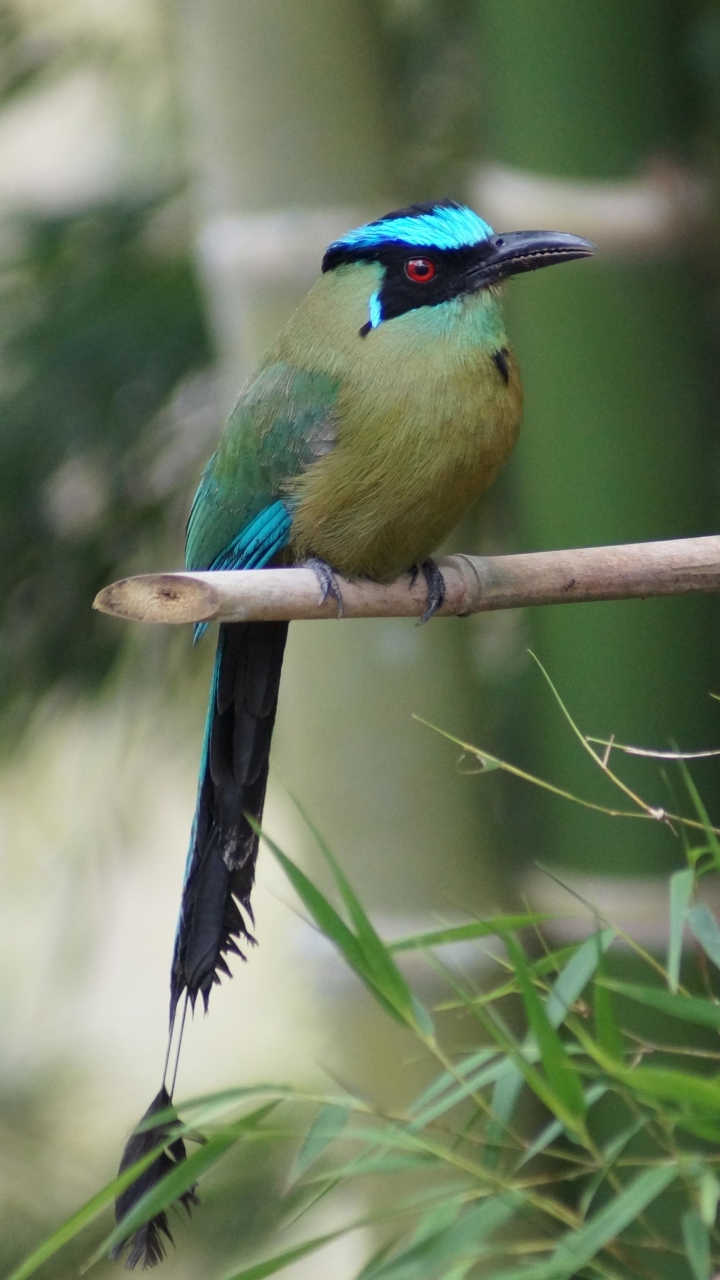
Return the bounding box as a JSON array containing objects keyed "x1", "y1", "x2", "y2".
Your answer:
[
  {"x1": 330, "y1": 204, "x2": 493, "y2": 256},
  {"x1": 368, "y1": 290, "x2": 382, "y2": 329},
  {"x1": 193, "y1": 499, "x2": 292, "y2": 642}
]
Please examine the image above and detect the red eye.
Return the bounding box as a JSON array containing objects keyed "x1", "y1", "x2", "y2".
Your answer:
[{"x1": 405, "y1": 257, "x2": 436, "y2": 283}]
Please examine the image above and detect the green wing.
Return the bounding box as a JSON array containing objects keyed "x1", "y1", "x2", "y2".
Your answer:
[{"x1": 186, "y1": 362, "x2": 340, "y2": 571}]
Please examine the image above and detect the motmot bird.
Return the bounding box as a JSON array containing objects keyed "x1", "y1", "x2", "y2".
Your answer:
[{"x1": 113, "y1": 200, "x2": 594, "y2": 1266}]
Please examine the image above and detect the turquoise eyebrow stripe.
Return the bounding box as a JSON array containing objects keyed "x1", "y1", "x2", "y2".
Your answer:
[
  {"x1": 330, "y1": 204, "x2": 494, "y2": 255},
  {"x1": 368, "y1": 290, "x2": 382, "y2": 329}
]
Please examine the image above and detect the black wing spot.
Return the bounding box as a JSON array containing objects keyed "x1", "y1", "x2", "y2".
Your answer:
[{"x1": 492, "y1": 348, "x2": 510, "y2": 385}]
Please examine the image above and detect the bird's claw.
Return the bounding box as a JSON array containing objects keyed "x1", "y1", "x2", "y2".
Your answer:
[
  {"x1": 411, "y1": 558, "x2": 446, "y2": 624},
  {"x1": 304, "y1": 558, "x2": 344, "y2": 617}
]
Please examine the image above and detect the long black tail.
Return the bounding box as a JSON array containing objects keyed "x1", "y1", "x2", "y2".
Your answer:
[
  {"x1": 113, "y1": 621, "x2": 288, "y2": 1269},
  {"x1": 171, "y1": 620, "x2": 289, "y2": 1016}
]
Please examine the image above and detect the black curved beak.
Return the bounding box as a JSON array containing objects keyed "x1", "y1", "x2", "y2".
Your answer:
[{"x1": 468, "y1": 230, "x2": 596, "y2": 290}]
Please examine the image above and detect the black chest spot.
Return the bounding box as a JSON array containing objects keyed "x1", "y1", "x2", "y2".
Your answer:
[{"x1": 492, "y1": 348, "x2": 510, "y2": 385}]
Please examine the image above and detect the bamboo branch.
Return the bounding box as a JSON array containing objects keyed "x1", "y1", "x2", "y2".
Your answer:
[{"x1": 93, "y1": 534, "x2": 720, "y2": 626}]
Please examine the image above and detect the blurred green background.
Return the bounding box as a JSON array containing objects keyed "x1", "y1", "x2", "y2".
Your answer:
[{"x1": 2, "y1": 0, "x2": 720, "y2": 1275}]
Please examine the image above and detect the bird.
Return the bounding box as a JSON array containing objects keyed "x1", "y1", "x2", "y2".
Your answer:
[{"x1": 112, "y1": 199, "x2": 595, "y2": 1266}]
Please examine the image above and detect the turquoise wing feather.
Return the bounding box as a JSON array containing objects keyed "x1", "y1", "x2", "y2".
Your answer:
[{"x1": 185, "y1": 361, "x2": 340, "y2": 572}]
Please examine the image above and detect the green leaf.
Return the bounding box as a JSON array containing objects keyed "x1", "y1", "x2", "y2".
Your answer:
[
  {"x1": 4, "y1": 1140, "x2": 174, "y2": 1280},
  {"x1": 578, "y1": 1117, "x2": 646, "y2": 1217},
  {"x1": 593, "y1": 963, "x2": 623, "y2": 1060},
  {"x1": 598, "y1": 979, "x2": 720, "y2": 1029},
  {"x1": 571, "y1": 1016, "x2": 720, "y2": 1117},
  {"x1": 668, "y1": 868, "x2": 694, "y2": 993},
  {"x1": 488, "y1": 1165, "x2": 676, "y2": 1280},
  {"x1": 409, "y1": 1049, "x2": 498, "y2": 1121},
  {"x1": 483, "y1": 1066, "x2": 524, "y2": 1168},
  {"x1": 673, "y1": 1114, "x2": 720, "y2": 1143},
  {"x1": 505, "y1": 934, "x2": 586, "y2": 1128},
  {"x1": 360, "y1": 1195, "x2": 521, "y2": 1280},
  {"x1": 305, "y1": 1153, "x2": 437, "y2": 1183},
  {"x1": 687, "y1": 903, "x2": 720, "y2": 970},
  {"x1": 259, "y1": 829, "x2": 405, "y2": 1027},
  {"x1": 679, "y1": 760, "x2": 720, "y2": 874},
  {"x1": 409, "y1": 1054, "x2": 511, "y2": 1130},
  {"x1": 89, "y1": 1109, "x2": 263, "y2": 1265},
  {"x1": 291, "y1": 1105, "x2": 350, "y2": 1181},
  {"x1": 518, "y1": 1085, "x2": 607, "y2": 1170},
  {"x1": 408, "y1": 1200, "x2": 464, "y2": 1246},
  {"x1": 683, "y1": 1210, "x2": 711, "y2": 1280},
  {"x1": 388, "y1": 915, "x2": 553, "y2": 953},
  {"x1": 544, "y1": 929, "x2": 614, "y2": 1028},
  {"x1": 418, "y1": 953, "x2": 589, "y2": 1136},
  {"x1": 548, "y1": 1164, "x2": 677, "y2": 1278},
  {"x1": 699, "y1": 1169, "x2": 720, "y2": 1228},
  {"x1": 486, "y1": 931, "x2": 611, "y2": 1165},
  {"x1": 617, "y1": 1065, "x2": 720, "y2": 1115},
  {"x1": 279, "y1": 812, "x2": 432, "y2": 1037},
  {"x1": 221, "y1": 1229, "x2": 346, "y2": 1280}
]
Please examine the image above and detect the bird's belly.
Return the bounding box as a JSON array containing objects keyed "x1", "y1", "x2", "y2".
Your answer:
[{"x1": 289, "y1": 376, "x2": 521, "y2": 581}]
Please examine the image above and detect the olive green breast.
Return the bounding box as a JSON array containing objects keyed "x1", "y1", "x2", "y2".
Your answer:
[{"x1": 269, "y1": 264, "x2": 523, "y2": 581}]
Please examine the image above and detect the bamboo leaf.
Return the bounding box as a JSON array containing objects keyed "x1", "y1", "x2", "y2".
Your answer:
[
  {"x1": 668, "y1": 868, "x2": 694, "y2": 993},
  {"x1": 486, "y1": 931, "x2": 610, "y2": 1164},
  {"x1": 673, "y1": 1114, "x2": 720, "y2": 1143},
  {"x1": 687, "y1": 903, "x2": 720, "y2": 970},
  {"x1": 545, "y1": 929, "x2": 614, "y2": 1028},
  {"x1": 593, "y1": 961, "x2": 623, "y2": 1060},
  {"x1": 291, "y1": 1105, "x2": 350, "y2": 1181},
  {"x1": 261, "y1": 834, "x2": 371, "y2": 980},
  {"x1": 284, "y1": 811, "x2": 433, "y2": 1037},
  {"x1": 679, "y1": 760, "x2": 720, "y2": 874},
  {"x1": 4, "y1": 1141, "x2": 175, "y2": 1280},
  {"x1": 575, "y1": 1014, "x2": 720, "y2": 1116},
  {"x1": 483, "y1": 1066, "x2": 524, "y2": 1168},
  {"x1": 221, "y1": 1229, "x2": 346, "y2": 1280},
  {"x1": 388, "y1": 915, "x2": 553, "y2": 953},
  {"x1": 578, "y1": 1117, "x2": 646, "y2": 1217},
  {"x1": 488, "y1": 1165, "x2": 676, "y2": 1280},
  {"x1": 260, "y1": 830, "x2": 406, "y2": 1026},
  {"x1": 360, "y1": 1195, "x2": 521, "y2": 1280},
  {"x1": 424, "y1": 960, "x2": 584, "y2": 1133},
  {"x1": 597, "y1": 979, "x2": 720, "y2": 1029},
  {"x1": 518, "y1": 1085, "x2": 607, "y2": 1170},
  {"x1": 619, "y1": 1064, "x2": 720, "y2": 1114},
  {"x1": 547, "y1": 1164, "x2": 677, "y2": 1278},
  {"x1": 699, "y1": 1169, "x2": 720, "y2": 1228},
  {"x1": 303, "y1": 1151, "x2": 439, "y2": 1184},
  {"x1": 409, "y1": 1049, "x2": 498, "y2": 1121},
  {"x1": 683, "y1": 1210, "x2": 711, "y2": 1280},
  {"x1": 409, "y1": 1055, "x2": 517, "y2": 1131},
  {"x1": 505, "y1": 934, "x2": 586, "y2": 1127},
  {"x1": 408, "y1": 1200, "x2": 464, "y2": 1246},
  {"x1": 90, "y1": 1102, "x2": 279, "y2": 1266}
]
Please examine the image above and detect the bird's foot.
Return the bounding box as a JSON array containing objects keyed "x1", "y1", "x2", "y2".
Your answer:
[
  {"x1": 410, "y1": 558, "x2": 446, "y2": 624},
  {"x1": 303, "y1": 557, "x2": 344, "y2": 617}
]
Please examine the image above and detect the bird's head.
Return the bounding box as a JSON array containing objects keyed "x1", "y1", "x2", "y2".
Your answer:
[{"x1": 322, "y1": 200, "x2": 595, "y2": 339}]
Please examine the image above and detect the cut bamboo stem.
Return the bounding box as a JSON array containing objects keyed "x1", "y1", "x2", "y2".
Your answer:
[{"x1": 93, "y1": 534, "x2": 720, "y2": 626}]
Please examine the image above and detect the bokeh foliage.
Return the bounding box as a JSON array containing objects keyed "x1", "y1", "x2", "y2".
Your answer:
[
  {"x1": 12, "y1": 706, "x2": 720, "y2": 1280},
  {"x1": 0, "y1": 200, "x2": 210, "y2": 712}
]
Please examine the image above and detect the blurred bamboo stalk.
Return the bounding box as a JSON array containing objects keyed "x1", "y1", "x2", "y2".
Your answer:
[
  {"x1": 479, "y1": 0, "x2": 720, "y2": 879},
  {"x1": 95, "y1": 534, "x2": 720, "y2": 625}
]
